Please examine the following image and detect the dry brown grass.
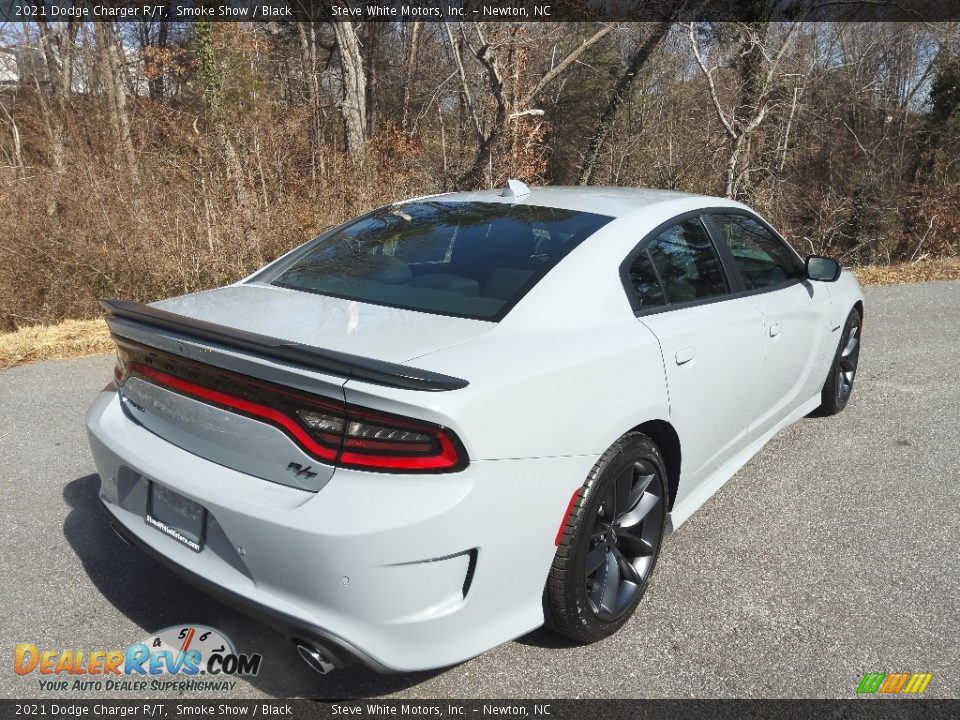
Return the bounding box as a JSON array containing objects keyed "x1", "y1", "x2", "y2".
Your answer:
[
  {"x1": 0, "y1": 318, "x2": 112, "y2": 369},
  {"x1": 0, "y1": 257, "x2": 958, "y2": 370},
  {"x1": 854, "y1": 257, "x2": 960, "y2": 286}
]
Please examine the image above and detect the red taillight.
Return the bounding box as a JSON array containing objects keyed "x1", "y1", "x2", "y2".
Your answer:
[
  {"x1": 338, "y1": 406, "x2": 463, "y2": 471},
  {"x1": 114, "y1": 340, "x2": 467, "y2": 473}
]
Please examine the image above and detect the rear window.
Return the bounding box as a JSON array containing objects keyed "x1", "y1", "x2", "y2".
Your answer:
[{"x1": 263, "y1": 201, "x2": 612, "y2": 320}]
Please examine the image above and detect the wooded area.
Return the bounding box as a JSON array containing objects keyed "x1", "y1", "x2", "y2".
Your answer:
[{"x1": 1, "y1": 19, "x2": 958, "y2": 330}]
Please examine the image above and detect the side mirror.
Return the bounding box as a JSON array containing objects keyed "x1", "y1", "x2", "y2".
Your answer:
[{"x1": 805, "y1": 255, "x2": 841, "y2": 282}]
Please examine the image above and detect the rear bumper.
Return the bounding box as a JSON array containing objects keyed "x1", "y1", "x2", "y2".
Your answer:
[
  {"x1": 86, "y1": 390, "x2": 596, "y2": 672},
  {"x1": 102, "y1": 500, "x2": 385, "y2": 671}
]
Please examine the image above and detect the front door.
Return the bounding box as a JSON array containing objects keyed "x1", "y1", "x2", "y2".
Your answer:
[{"x1": 708, "y1": 212, "x2": 832, "y2": 429}]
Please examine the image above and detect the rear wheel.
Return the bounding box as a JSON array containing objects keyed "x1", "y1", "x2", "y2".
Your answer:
[
  {"x1": 818, "y1": 308, "x2": 862, "y2": 416},
  {"x1": 545, "y1": 433, "x2": 667, "y2": 643}
]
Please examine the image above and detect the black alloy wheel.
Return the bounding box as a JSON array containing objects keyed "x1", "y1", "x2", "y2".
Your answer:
[
  {"x1": 836, "y1": 312, "x2": 861, "y2": 403},
  {"x1": 545, "y1": 432, "x2": 667, "y2": 643},
  {"x1": 584, "y1": 459, "x2": 664, "y2": 621},
  {"x1": 819, "y1": 307, "x2": 862, "y2": 415}
]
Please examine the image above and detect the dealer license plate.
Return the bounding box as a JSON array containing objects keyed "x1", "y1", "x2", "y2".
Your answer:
[{"x1": 145, "y1": 482, "x2": 206, "y2": 553}]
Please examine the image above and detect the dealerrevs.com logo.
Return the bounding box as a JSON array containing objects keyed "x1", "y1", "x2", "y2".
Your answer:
[{"x1": 14, "y1": 625, "x2": 262, "y2": 692}]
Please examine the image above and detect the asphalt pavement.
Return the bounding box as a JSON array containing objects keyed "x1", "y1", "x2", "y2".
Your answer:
[{"x1": 1, "y1": 280, "x2": 958, "y2": 699}]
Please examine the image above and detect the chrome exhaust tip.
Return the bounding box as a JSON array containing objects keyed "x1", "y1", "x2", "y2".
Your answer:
[{"x1": 296, "y1": 643, "x2": 337, "y2": 675}]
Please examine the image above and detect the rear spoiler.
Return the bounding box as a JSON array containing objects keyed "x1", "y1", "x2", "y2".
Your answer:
[{"x1": 100, "y1": 299, "x2": 469, "y2": 392}]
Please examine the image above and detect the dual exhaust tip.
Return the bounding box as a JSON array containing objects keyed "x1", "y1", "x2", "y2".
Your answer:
[{"x1": 296, "y1": 642, "x2": 339, "y2": 675}]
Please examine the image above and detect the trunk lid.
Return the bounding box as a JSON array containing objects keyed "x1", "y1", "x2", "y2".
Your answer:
[{"x1": 153, "y1": 283, "x2": 495, "y2": 364}]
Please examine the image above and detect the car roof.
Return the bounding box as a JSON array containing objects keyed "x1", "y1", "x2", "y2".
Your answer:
[{"x1": 408, "y1": 185, "x2": 721, "y2": 219}]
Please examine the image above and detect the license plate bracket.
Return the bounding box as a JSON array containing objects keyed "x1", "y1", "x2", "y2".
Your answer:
[{"x1": 145, "y1": 482, "x2": 206, "y2": 553}]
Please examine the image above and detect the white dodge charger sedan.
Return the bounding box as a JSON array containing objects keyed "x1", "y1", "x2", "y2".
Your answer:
[{"x1": 87, "y1": 183, "x2": 864, "y2": 674}]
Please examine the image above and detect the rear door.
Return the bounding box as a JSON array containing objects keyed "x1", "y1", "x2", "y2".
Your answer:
[
  {"x1": 707, "y1": 212, "x2": 832, "y2": 428},
  {"x1": 624, "y1": 214, "x2": 765, "y2": 506}
]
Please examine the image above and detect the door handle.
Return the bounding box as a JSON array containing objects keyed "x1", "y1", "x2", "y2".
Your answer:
[
  {"x1": 675, "y1": 347, "x2": 696, "y2": 365},
  {"x1": 769, "y1": 323, "x2": 781, "y2": 338}
]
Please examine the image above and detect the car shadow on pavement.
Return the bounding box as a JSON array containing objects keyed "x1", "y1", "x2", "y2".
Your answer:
[
  {"x1": 62, "y1": 474, "x2": 446, "y2": 699},
  {"x1": 512, "y1": 626, "x2": 579, "y2": 650}
]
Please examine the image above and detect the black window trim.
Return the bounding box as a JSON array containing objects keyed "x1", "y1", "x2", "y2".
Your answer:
[
  {"x1": 701, "y1": 213, "x2": 746, "y2": 294},
  {"x1": 642, "y1": 247, "x2": 669, "y2": 303},
  {"x1": 619, "y1": 206, "x2": 807, "y2": 318}
]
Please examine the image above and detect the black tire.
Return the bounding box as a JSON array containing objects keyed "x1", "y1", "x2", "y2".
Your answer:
[
  {"x1": 545, "y1": 432, "x2": 667, "y2": 644},
  {"x1": 818, "y1": 307, "x2": 862, "y2": 416}
]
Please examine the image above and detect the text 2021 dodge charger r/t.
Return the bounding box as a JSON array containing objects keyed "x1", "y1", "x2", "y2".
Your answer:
[{"x1": 86, "y1": 183, "x2": 864, "y2": 674}]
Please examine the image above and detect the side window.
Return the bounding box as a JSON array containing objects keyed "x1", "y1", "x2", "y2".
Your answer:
[
  {"x1": 647, "y1": 218, "x2": 729, "y2": 303},
  {"x1": 627, "y1": 251, "x2": 666, "y2": 308},
  {"x1": 712, "y1": 214, "x2": 800, "y2": 289}
]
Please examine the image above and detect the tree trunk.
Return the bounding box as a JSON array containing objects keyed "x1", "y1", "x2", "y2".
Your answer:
[
  {"x1": 727, "y1": 21, "x2": 769, "y2": 199},
  {"x1": 457, "y1": 39, "x2": 508, "y2": 190},
  {"x1": 60, "y1": 22, "x2": 78, "y2": 98},
  {"x1": 401, "y1": 21, "x2": 422, "y2": 133},
  {"x1": 297, "y1": 21, "x2": 321, "y2": 185},
  {"x1": 577, "y1": 22, "x2": 672, "y2": 186},
  {"x1": 95, "y1": 22, "x2": 138, "y2": 184},
  {"x1": 194, "y1": 20, "x2": 253, "y2": 212},
  {"x1": 297, "y1": 21, "x2": 319, "y2": 111},
  {"x1": 364, "y1": 24, "x2": 381, "y2": 137},
  {"x1": 0, "y1": 99, "x2": 25, "y2": 176},
  {"x1": 454, "y1": 23, "x2": 615, "y2": 189},
  {"x1": 456, "y1": 24, "x2": 615, "y2": 190},
  {"x1": 333, "y1": 21, "x2": 367, "y2": 158},
  {"x1": 36, "y1": 21, "x2": 68, "y2": 178},
  {"x1": 144, "y1": 21, "x2": 168, "y2": 101},
  {"x1": 96, "y1": 23, "x2": 121, "y2": 146}
]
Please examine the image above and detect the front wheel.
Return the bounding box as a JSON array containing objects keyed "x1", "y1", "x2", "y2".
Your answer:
[
  {"x1": 545, "y1": 433, "x2": 667, "y2": 644},
  {"x1": 818, "y1": 307, "x2": 862, "y2": 416}
]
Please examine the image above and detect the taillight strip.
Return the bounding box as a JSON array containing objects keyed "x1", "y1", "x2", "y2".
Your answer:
[
  {"x1": 116, "y1": 338, "x2": 469, "y2": 474},
  {"x1": 129, "y1": 363, "x2": 339, "y2": 461}
]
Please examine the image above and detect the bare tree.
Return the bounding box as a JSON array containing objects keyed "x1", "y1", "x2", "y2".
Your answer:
[
  {"x1": 687, "y1": 21, "x2": 803, "y2": 198},
  {"x1": 577, "y1": 22, "x2": 673, "y2": 185},
  {"x1": 137, "y1": 20, "x2": 169, "y2": 101},
  {"x1": 36, "y1": 20, "x2": 71, "y2": 178},
  {"x1": 297, "y1": 20, "x2": 332, "y2": 184},
  {"x1": 95, "y1": 22, "x2": 138, "y2": 184},
  {"x1": 401, "y1": 21, "x2": 423, "y2": 133},
  {"x1": 0, "y1": 95, "x2": 25, "y2": 177},
  {"x1": 451, "y1": 22, "x2": 616, "y2": 189},
  {"x1": 333, "y1": 21, "x2": 367, "y2": 158}
]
